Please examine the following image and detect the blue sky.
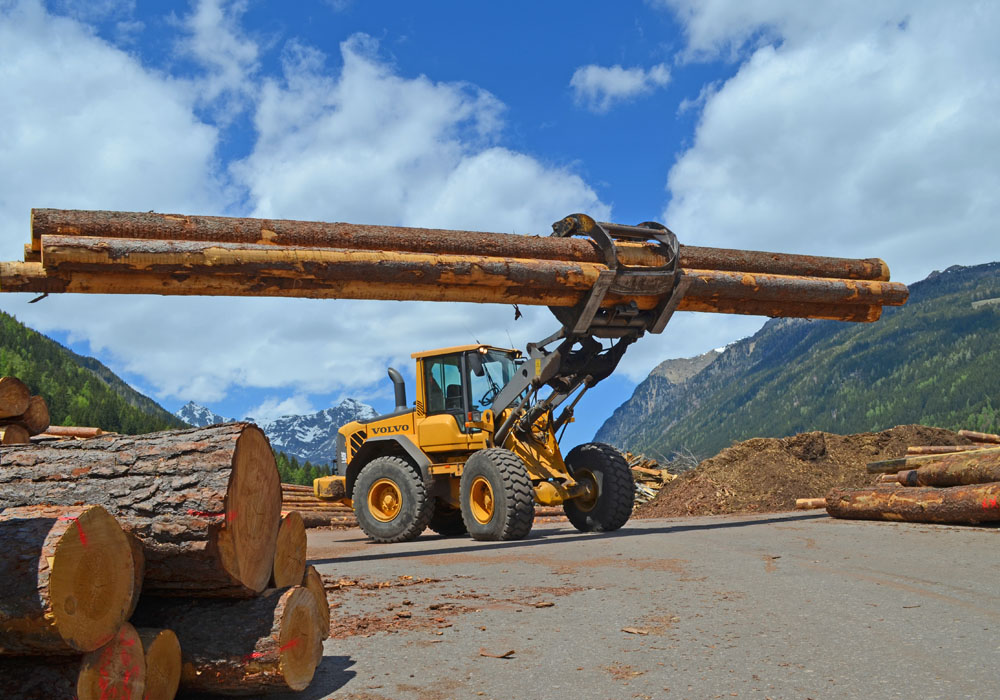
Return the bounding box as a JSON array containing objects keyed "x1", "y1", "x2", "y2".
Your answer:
[{"x1": 1, "y1": 1, "x2": 998, "y2": 448}]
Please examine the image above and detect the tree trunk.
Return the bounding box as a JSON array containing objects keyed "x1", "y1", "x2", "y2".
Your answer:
[
  {"x1": 0, "y1": 622, "x2": 144, "y2": 700},
  {"x1": 0, "y1": 505, "x2": 134, "y2": 655},
  {"x1": 0, "y1": 423, "x2": 282, "y2": 597},
  {"x1": 826, "y1": 483, "x2": 1000, "y2": 524},
  {"x1": 891, "y1": 448, "x2": 1000, "y2": 486},
  {"x1": 0, "y1": 377, "x2": 30, "y2": 419},
  {"x1": 869, "y1": 447, "x2": 1000, "y2": 475},
  {"x1": 958, "y1": 429, "x2": 1000, "y2": 444},
  {"x1": 271, "y1": 511, "x2": 307, "y2": 588},
  {"x1": 302, "y1": 566, "x2": 330, "y2": 640},
  {"x1": 132, "y1": 587, "x2": 323, "y2": 695},
  {"x1": 136, "y1": 628, "x2": 181, "y2": 700}
]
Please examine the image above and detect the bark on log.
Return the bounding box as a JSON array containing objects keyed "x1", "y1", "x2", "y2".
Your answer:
[
  {"x1": 136, "y1": 628, "x2": 181, "y2": 700},
  {"x1": 958, "y1": 430, "x2": 1000, "y2": 444},
  {"x1": 271, "y1": 511, "x2": 307, "y2": 588},
  {"x1": 31, "y1": 208, "x2": 892, "y2": 280},
  {"x1": 0, "y1": 425, "x2": 30, "y2": 444},
  {"x1": 826, "y1": 483, "x2": 1000, "y2": 524},
  {"x1": 890, "y1": 449, "x2": 1000, "y2": 487},
  {"x1": 0, "y1": 622, "x2": 145, "y2": 700},
  {"x1": 302, "y1": 566, "x2": 330, "y2": 641},
  {"x1": 0, "y1": 377, "x2": 30, "y2": 419},
  {"x1": 0, "y1": 505, "x2": 134, "y2": 655},
  {"x1": 0, "y1": 423, "x2": 282, "y2": 597},
  {"x1": 132, "y1": 586, "x2": 323, "y2": 695}
]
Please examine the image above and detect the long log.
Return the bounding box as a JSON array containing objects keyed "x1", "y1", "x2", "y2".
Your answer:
[
  {"x1": 132, "y1": 586, "x2": 323, "y2": 695},
  {"x1": 302, "y1": 566, "x2": 330, "y2": 640},
  {"x1": 294, "y1": 511, "x2": 357, "y2": 528},
  {"x1": 826, "y1": 483, "x2": 1000, "y2": 524},
  {"x1": 136, "y1": 628, "x2": 181, "y2": 700},
  {"x1": 0, "y1": 423, "x2": 282, "y2": 597},
  {"x1": 280, "y1": 483, "x2": 315, "y2": 493},
  {"x1": 958, "y1": 429, "x2": 1000, "y2": 444},
  {"x1": 906, "y1": 445, "x2": 975, "y2": 455},
  {"x1": 40, "y1": 425, "x2": 107, "y2": 439},
  {"x1": 0, "y1": 377, "x2": 30, "y2": 418},
  {"x1": 868, "y1": 447, "x2": 1000, "y2": 474},
  {"x1": 31, "y1": 208, "x2": 892, "y2": 281},
  {"x1": 271, "y1": 511, "x2": 307, "y2": 588},
  {"x1": 0, "y1": 505, "x2": 134, "y2": 655},
  {"x1": 0, "y1": 622, "x2": 145, "y2": 700},
  {"x1": 890, "y1": 449, "x2": 1000, "y2": 486}
]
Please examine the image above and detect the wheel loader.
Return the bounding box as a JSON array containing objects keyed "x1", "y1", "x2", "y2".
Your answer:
[{"x1": 313, "y1": 215, "x2": 688, "y2": 542}]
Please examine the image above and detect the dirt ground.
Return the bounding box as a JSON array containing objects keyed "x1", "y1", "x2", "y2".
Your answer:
[{"x1": 635, "y1": 424, "x2": 972, "y2": 518}]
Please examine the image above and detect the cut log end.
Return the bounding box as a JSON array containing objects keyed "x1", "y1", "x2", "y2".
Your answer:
[
  {"x1": 137, "y1": 628, "x2": 181, "y2": 700},
  {"x1": 77, "y1": 622, "x2": 145, "y2": 700},
  {"x1": 302, "y1": 565, "x2": 331, "y2": 640},
  {"x1": 0, "y1": 424, "x2": 30, "y2": 444},
  {"x1": 278, "y1": 587, "x2": 325, "y2": 692},
  {"x1": 272, "y1": 511, "x2": 307, "y2": 588},
  {"x1": 0, "y1": 376, "x2": 30, "y2": 418}
]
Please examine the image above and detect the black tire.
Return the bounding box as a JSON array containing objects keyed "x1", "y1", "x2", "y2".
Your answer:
[
  {"x1": 459, "y1": 448, "x2": 535, "y2": 541},
  {"x1": 428, "y1": 500, "x2": 468, "y2": 537},
  {"x1": 353, "y1": 455, "x2": 432, "y2": 543},
  {"x1": 563, "y1": 442, "x2": 634, "y2": 533}
]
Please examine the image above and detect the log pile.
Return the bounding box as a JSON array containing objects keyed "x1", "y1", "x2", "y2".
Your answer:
[
  {"x1": 0, "y1": 209, "x2": 909, "y2": 323},
  {"x1": 825, "y1": 431, "x2": 1000, "y2": 525},
  {"x1": 281, "y1": 482, "x2": 357, "y2": 528},
  {"x1": 0, "y1": 423, "x2": 330, "y2": 696},
  {"x1": 626, "y1": 452, "x2": 676, "y2": 506},
  {"x1": 0, "y1": 377, "x2": 49, "y2": 444}
]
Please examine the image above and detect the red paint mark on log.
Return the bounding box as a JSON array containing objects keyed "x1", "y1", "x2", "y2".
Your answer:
[
  {"x1": 279, "y1": 638, "x2": 300, "y2": 652},
  {"x1": 59, "y1": 515, "x2": 88, "y2": 547}
]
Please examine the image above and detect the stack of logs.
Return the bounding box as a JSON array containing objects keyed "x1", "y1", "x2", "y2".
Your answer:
[
  {"x1": 0, "y1": 423, "x2": 330, "y2": 697},
  {"x1": 823, "y1": 430, "x2": 1000, "y2": 525},
  {"x1": 0, "y1": 377, "x2": 50, "y2": 445},
  {"x1": 0, "y1": 209, "x2": 909, "y2": 323},
  {"x1": 282, "y1": 483, "x2": 357, "y2": 529},
  {"x1": 626, "y1": 453, "x2": 676, "y2": 506}
]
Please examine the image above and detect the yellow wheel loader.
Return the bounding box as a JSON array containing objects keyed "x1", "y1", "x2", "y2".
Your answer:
[{"x1": 314, "y1": 215, "x2": 688, "y2": 542}]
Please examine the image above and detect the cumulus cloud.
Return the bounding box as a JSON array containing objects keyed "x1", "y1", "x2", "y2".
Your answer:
[
  {"x1": 570, "y1": 63, "x2": 671, "y2": 113},
  {"x1": 661, "y1": 0, "x2": 1000, "y2": 284}
]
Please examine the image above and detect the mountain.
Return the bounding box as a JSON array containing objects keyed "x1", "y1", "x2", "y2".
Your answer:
[
  {"x1": 0, "y1": 310, "x2": 187, "y2": 433},
  {"x1": 595, "y1": 262, "x2": 1000, "y2": 461},
  {"x1": 176, "y1": 399, "x2": 377, "y2": 465}
]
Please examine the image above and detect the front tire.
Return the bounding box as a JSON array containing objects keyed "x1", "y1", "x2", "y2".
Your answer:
[
  {"x1": 353, "y1": 456, "x2": 432, "y2": 543},
  {"x1": 459, "y1": 448, "x2": 535, "y2": 541},
  {"x1": 563, "y1": 442, "x2": 634, "y2": 533}
]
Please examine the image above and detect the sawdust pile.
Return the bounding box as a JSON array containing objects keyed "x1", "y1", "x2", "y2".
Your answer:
[{"x1": 634, "y1": 425, "x2": 972, "y2": 518}]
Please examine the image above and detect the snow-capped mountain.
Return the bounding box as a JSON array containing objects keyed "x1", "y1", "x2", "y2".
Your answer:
[{"x1": 174, "y1": 399, "x2": 377, "y2": 466}]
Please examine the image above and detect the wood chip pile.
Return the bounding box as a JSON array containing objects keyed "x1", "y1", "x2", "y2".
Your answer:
[
  {"x1": 0, "y1": 423, "x2": 330, "y2": 698},
  {"x1": 0, "y1": 377, "x2": 50, "y2": 445}
]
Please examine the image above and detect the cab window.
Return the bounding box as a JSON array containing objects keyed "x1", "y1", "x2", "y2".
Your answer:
[{"x1": 424, "y1": 354, "x2": 467, "y2": 428}]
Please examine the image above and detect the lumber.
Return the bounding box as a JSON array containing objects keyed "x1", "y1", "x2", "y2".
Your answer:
[
  {"x1": 0, "y1": 377, "x2": 30, "y2": 418},
  {"x1": 136, "y1": 628, "x2": 181, "y2": 700},
  {"x1": 0, "y1": 504, "x2": 134, "y2": 655},
  {"x1": 302, "y1": 566, "x2": 330, "y2": 640},
  {"x1": 0, "y1": 423, "x2": 282, "y2": 597},
  {"x1": 132, "y1": 586, "x2": 323, "y2": 694},
  {"x1": 30, "y1": 208, "x2": 892, "y2": 280},
  {"x1": 0, "y1": 622, "x2": 145, "y2": 700},
  {"x1": 826, "y1": 483, "x2": 1000, "y2": 524},
  {"x1": 958, "y1": 429, "x2": 1000, "y2": 444},
  {"x1": 271, "y1": 511, "x2": 307, "y2": 588},
  {"x1": 0, "y1": 425, "x2": 30, "y2": 444}
]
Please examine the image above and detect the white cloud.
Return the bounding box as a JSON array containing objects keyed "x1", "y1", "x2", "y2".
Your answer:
[
  {"x1": 662, "y1": 0, "x2": 1000, "y2": 285},
  {"x1": 570, "y1": 63, "x2": 671, "y2": 113},
  {"x1": 245, "y1": 394, "x2": 317, "y2": 423}
]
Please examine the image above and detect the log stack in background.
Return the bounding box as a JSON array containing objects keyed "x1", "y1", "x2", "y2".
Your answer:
[
  {"x1": 826, "y1": 432, "x2": 1000, "y2": 525},
  {"x1": 0, "y1": 209, "x2": 910, "y2": 324},
  {"x1": 0, "y1": 377, "x2": 49, "y2": 444},
  {"x1": 282, "y1": 483, "x2": 357, "y2": 528}
]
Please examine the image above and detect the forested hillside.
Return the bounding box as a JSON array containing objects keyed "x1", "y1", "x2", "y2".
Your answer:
[
  {"x1": 596, "y1": 263, "x2": 1000, "y2": 460},
  {"x1": 0, "y1": 310, "x2": 186, "y2": 433}
]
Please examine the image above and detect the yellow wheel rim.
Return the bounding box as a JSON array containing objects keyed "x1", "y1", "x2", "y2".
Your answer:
[
  {"x1": 573, "y1": 469, "x2": 599, "y2": 512},
  {"x1": 368, "y1": 478, "x2": 403, "y2": 522},
  {"x1": 469, "y1": 476, "x2": 495, "y2": 524}
]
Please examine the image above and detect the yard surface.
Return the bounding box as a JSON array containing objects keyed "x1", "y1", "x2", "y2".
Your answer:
[{"x1": 284, "y1": 513, "x2": 999, "y2": 700}]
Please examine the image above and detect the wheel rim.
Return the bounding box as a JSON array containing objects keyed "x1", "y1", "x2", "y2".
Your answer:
[
  {"x1": 572, "y1": 469, "x2": 599, "y2": 512},
  {"x1": 368, "y1": 478, "x2": 403, "y2": 522},
  {"x1": 469, "y1": 476, "x2": 495, "y2": 524}
]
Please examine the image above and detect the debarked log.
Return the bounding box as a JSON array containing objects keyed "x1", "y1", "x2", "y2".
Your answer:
[
  {"x1": 0, "y1": 505, "x2": 134, "y2": 655},
  {"x1": 0, "y1": 423, "x2": 281, "y2": 597},
  {"x1": 132, "y1": 587, "x2": 323, "y2": 695},
  {"x1": 825, "y1": 483, "x2": 1000, "y2": 524},
  {"x1": 31, "y1": 208, "x2": 892, "y2": 281}
]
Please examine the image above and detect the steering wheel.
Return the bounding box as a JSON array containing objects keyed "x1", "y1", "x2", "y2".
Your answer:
[{"x1": 478, "y1": 387, "x2": 498, "y2": 407}]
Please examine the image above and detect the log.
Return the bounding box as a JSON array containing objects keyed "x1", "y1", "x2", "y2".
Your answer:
[
  {"x1": 0, "y1": 622, "x2": 145, "y2": 700},
  {"x1": 0, "y1": 423, "x2": 282, "y2": 597},
  {"x1": 40, "y1": 425, "x2": 107, "y2": 439},
  {"x1": 136, "y1": 628, "x2": 181, "y2": 700},
  {"x1": 280, "y1": 483, "x2": 315, "y2": 493},
  {"x1": 302, "y1": 566, "x2": 330, "y2": 640},
  {"x1": 869, "y1": 447, "x2": 1000, "y2": 475},
  {"x1": 794, "y1": 497, "x2": 827, "y2": 510},
  {"x1": 826, "y1": 483, "x2": 1000, "y2": 524},
  {"x1": 125, "y1": 532, "x2": 145, "y2": 618},
  {"x1": 906, "y1": 445, "x2": 975, "y2": 455},
  {"x1": 30, "y1": 208, "x2": 892, "y2": 281},
  {"x1": 0, "y1": 425, "x2": 30, "y2": 445},
  {"x1": 295, "y1": 511, "x2": 357, "y2": 529},
  {"x1": 958, "y1": 429, "x2": 1000, "y2": 444},
  {"x1": 271, "y1": 511, "x2": 307, "y2": 588},
  {"x1": 20, "y1": 396, "x2": 49, "y2": 435},
  {"x1": 0, "y1": 377, "x2": 30, "y2": 418},
  {"x1": 890, "y1": 449, "x2": 1000, "y2": 487},
  {"x1": 0, "y1": 504, "x2": 134, "y2": 655},
  {"x1": 132, "y1": 586, "x2": 323, "y2": 694}
]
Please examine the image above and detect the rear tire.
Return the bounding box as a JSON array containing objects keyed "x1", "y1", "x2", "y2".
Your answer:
[
  {"x1": 428, "y1": 500, "x2": 467, "y2": 537},
  {"x1": 353, "y1": 456, "x2": 432, "y2": 543},
  {"x1": 460, "y1": 448, "x2": 534, "y2": 541},
  {"x1": 563, "y1": 442, "x2": 634, "y2": 532}
]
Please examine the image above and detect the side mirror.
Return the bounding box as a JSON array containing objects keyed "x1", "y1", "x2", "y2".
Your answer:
[{"x1": 467, "y1": 351, "x2": 485, "y2": 377}]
